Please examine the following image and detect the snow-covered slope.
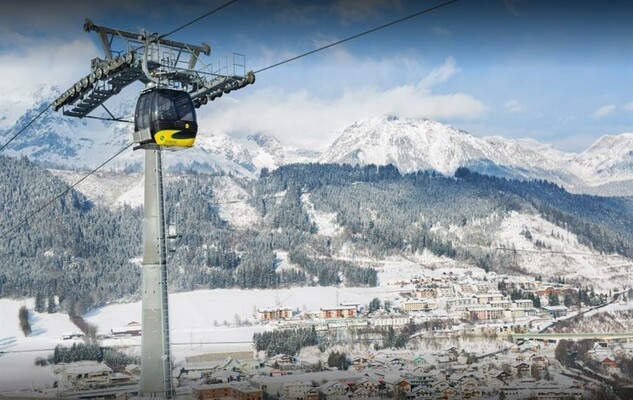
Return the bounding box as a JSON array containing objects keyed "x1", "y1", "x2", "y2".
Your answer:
[
  {"x1": 246, "y1": 132, "x2": 319, "y2": 171},
  {"x1": 321, "y1": 116, "x2": 566, "y2": 175},
  {"x1": 573, "y1": 133, "x2": 633, "y2": 186},
  {"x1": 431, "y1": 209, "x2": 633, "y2": 290},
  {"x1": 320, "y1": 116, "x2": 633, "y2": 194}
]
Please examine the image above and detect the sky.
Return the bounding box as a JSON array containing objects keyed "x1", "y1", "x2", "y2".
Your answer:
[{"x1": 1, "y1": 0, "x2": 632, "y2": 152}]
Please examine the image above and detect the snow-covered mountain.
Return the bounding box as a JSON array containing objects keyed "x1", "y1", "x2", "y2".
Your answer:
[
  {"x1": 573, "y1": 134, "x2": 633, "y2": 186},
  {"x1": 0, "y1": 87, "x2": 261, "y2": 177},
  {"x1": 321, "y1": 115, "x2": 633, "y2": 195},
  {"x1": 246, "y1": 132, "x2": 319, "y2": 171},
  {"x1": 5, "y1": 86, "x2": 633, "y2": 195}
]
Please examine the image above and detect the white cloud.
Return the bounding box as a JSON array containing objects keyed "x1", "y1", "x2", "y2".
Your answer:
[
  {"x1": 622, "y1": 102, "x2": 633, "y2": 112},
  {"x1": 419, "y1": 57, "x2": 458, "y2": 88},
  {"x1": 198, "y1": 58, "x2": 486, "y2": 150},
  {"x1": 503, "y1": 99, "x2": 524, "y2": 113},
  {"x1": 592, "y1": 104, "x2": 616, "y2": 118},
  {"x1": 0, "y1": 37, "x2": 98, "y2": 128}
]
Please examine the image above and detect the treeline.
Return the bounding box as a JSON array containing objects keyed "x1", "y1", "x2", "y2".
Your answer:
[
  {"x1": 69, "y1": 310, "x2": 98, "y2": 342},
  {"x1": 288, "y1": 250, "x2": 377, "y2": 287},
  {"x1": 49, "y1": 343, "x2": 139, "y2": 370},
  {"x1": 253, "y1": 327, "x2": 318, "y2": 356},
  {"x1": 0, "y1": 155, "x2": 141, "y2": 311}
]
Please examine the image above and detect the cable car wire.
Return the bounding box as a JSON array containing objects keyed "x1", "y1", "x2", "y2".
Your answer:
[
  {"x1": 0, "y1": 143, "x2": 133, "y2": 240},
  {"x1": 492, "y1": 246, "x2": 627, "y2": 258},
  {"x1": 0, "y1": 103, "x2": 53, "y2": 153},
  {"x1": 0, "y1": 2, "x2": 242, "y2": 237},
  {"x1": 160, "y1": 0, "x2": 240, "y2": 39},
  {"x1": 83, "y1": 115, "x2": 133, "y2": 124},
  {"x1": 254, "y1": 0, "x2": 460, "y2": 74},
  {"x1": 0, "y1": 0, "x2": 239, "y2": 154},
  {"x1": 0, "y1": 0, "x2": 462, "y2": 229}
]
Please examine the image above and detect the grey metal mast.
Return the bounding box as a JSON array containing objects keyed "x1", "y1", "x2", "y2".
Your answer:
[
  {"x1": 141, "y1": 148, "x2": 173, "y2": 397},
  {"x1": 52, "y1": 19, "x2": 255, "y2": 398}
]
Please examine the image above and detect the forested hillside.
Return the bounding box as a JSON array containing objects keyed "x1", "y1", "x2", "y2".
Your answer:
[
  {"x1": 0, "y1": 156, "x2": 141, "y2": 313},
  {"x1": 254, "y1": 164, "x2": 633, "y2": 272},
  {"x1": 2, "y1": 156, "x2": 633, "y2": 311}
]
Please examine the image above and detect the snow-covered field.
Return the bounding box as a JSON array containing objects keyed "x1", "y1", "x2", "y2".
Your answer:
[{"x1": 0, "y1": 286, "x2": 400, "y2": 393}]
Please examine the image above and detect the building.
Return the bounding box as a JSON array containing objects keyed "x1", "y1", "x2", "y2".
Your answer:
[
  {"x1": 400, "y1": 299, "x2": 436, "y2": 312},
  {"x1": 542, "y1": 306, "x2": 568, "y2": 318},
  {"x1": 257, "y1": 306, "x2": 292, "y2": 321},
  {"x1": 192, "y1": 382, "x2": 263, "y2": 400},
  {"x1": 489, "y1": 299, "x2": 512, "y2": 309},
  {"x1": 467, "y1": 306, "x2": 505, "y2": 321},
  {"x1": 281, "y1": 380, "x2": 316, "y2": 400},
  {"x1": 111, "y1": 321, "x2": 141, "y2": 337},
  {"x1": 317, "y1": 380, "x2": 349, "y2": 397},
  {"x1": 514, "y1": 299, "x2": 534, "y2": 309},
  {"x1": 505, "y1": 308, "x2": 528, "y2": 319},
  {"x1": 473, "y1": 293, "x2": 506, "y2": 305},
  {"x1": 446, "y1": 297, "x2": 476, "y2": 310},
  {"x1": 60, "y1": 362, "x2": 113, "y2": 389},
  {"x1": 601, "y1": 357, "x2": 620, "y2": 373},
  {"x1": 370, "y1": 316, "x2": 411, "y2": 326},
  {"x1": 415, "y1": 288, "x2": 437, "y2": 299},
  {"x1": 61, "y1": 331, "x2": 84, "y2": 340},
  {"x1": 436, "y1": 286, "x2": 455, "y2": 297},
  {"x1": 320, "y1": 305, "x2": 357, "y2": 319}
]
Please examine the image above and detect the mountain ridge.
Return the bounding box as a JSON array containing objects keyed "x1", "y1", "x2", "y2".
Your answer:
[
  {"x1": 3, "y1": 89, "x2": 633, "y2": 195},
  {"x1": 321, "y1": 115, "x2": 633, "y2": 195}
]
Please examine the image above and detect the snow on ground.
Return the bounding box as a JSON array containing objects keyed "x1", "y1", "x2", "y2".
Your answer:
[
  {"x1": 0, "y1": 298, "x2": 82, "y2": 392},
  {"x1": 211, "y1": 176, "x2": 260, "y2": 229},
  {"x1": 482, "y1": 211, "x2": 633, "y2": 290},
  {"x1": 301, "y1": 193, "x2": 343, "y2": 236},
  {"x1": 0, "y1": 286, "x2": 401, "y2": 393},
  {"x1": 583, "y1": 298, "x2": 633, "y2": 318},
  {"x1": 50, "y1": 170, "x2": 143, "y2": 209},
  {"x1": 275, "y1": 250, "x2": 302, "y2": 272},
  {"x1": 116, "y1": 176, "x2": 144, "y2": 208},
  {"x1": 332, "y1": 249, "x2": 480, "y2": 286},
  {"x1": 250, "y1": 149, "x2": 277, "y2": 171},
  {"x1": 494, "y1": 211, "x2": 583, "y2": 253}
]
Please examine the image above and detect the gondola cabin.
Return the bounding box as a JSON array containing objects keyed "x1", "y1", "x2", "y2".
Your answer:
[{"x1": 133, "y1": 88, "x2": 198, "y2": 149}]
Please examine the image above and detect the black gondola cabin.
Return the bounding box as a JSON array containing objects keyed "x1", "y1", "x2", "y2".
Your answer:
[{"x1": 133, "y1": 88, "x2": 198, "y2": 149}]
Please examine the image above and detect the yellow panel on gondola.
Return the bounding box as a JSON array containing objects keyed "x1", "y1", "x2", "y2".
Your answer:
[
  {"x1": 154, "y1": 130, "x2": 196, "y2": 148},
  {"x1": 134, "y1": 88, "x2": 198, "y2": 149}
]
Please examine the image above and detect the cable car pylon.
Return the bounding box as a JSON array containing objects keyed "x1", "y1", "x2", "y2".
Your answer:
[{"x1": 52, "y1": 19, "x2": 255, "y2": 398}]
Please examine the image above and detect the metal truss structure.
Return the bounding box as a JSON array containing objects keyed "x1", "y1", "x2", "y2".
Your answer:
[
  {"x1": 53, "y1": 18, "x2": 254, "y2": 118},
  {"x1": 52, "y1": 18, "x2": 255, "y2": 399}
]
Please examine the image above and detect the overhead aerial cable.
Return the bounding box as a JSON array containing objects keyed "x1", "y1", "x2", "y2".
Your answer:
[
  {"x1": 0, "y1": 143, "x2": 133, "y2": 240},
  {"x1": 255, "y1": 0, "x2": 460, "y2": 74},
  {"x1": 2, "y1": 0, "x2": 464, "y2": 239},
  {"x1": 0, "y1": 104, "x2": 53, "y2": 153},
  {"x1": 0, "y1": 0, "x2": 242, "y2": 151}
]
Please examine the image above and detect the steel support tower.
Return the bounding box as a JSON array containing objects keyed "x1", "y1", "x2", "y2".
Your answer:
[
  {"x1": 53, "y1": 19, "x2": 254, "y2": 398},
  {"x1": 141, "y1": 148, "x2": 173, "y2": 396}
]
